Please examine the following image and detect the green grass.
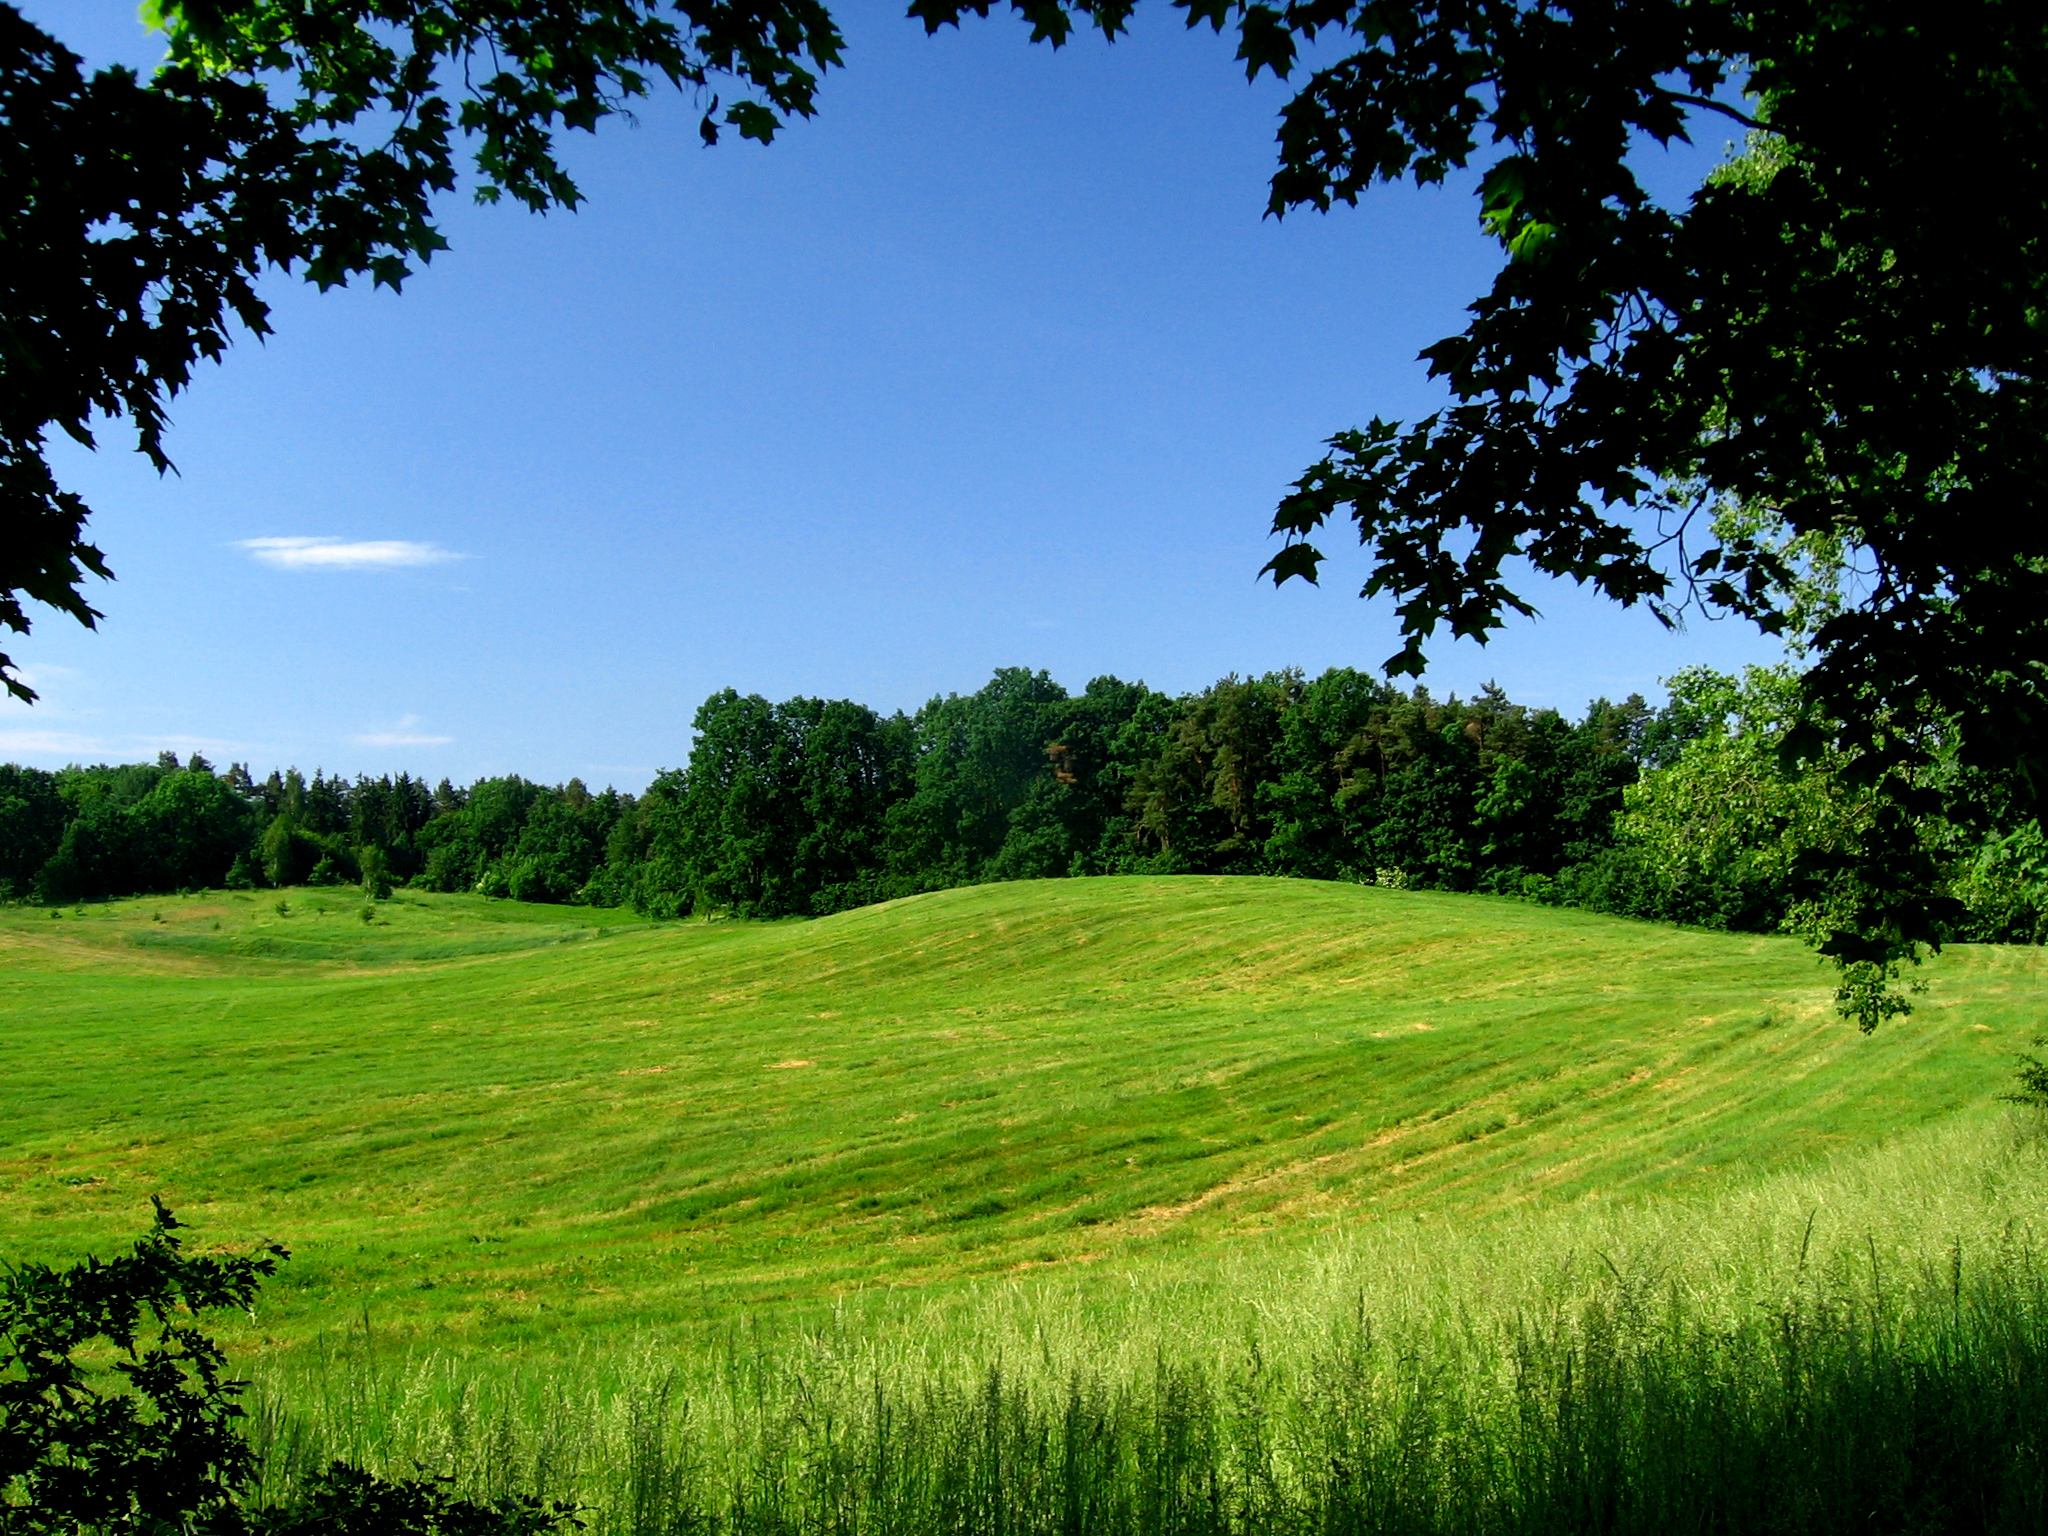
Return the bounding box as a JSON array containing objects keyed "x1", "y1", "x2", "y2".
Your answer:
[
  {"x1": 0, "y1": 876, "x2": 2035, "y2": 1353},
  {"x1": 243, "y1": 1111, "x2": 2048, "y2": 1532},
  {"x1": 8, "y1": 876, "x2": 2048, "y2": 1532}
]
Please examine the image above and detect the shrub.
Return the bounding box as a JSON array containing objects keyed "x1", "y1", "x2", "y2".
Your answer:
[
  {"x1": 0, "y1": 1198, "x2": 283, "y2": 1533},
  {"x1": 252, "y1": 1463, "x2": 575, "y2": 1536},
  {"x1": 358, "y1": 845, "x2": 392, "y2": 901},
  {"x1": 0, "y1": 1207, "x2": 577, "y2": 1535}
]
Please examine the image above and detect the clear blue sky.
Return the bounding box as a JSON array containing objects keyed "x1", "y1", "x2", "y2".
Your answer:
[{"x1": 7, "y1": 1, "x2": 1782, "y2": 789}]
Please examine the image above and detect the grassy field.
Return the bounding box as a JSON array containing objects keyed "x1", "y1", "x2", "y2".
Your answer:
[
  {"x1": 245, "y1": 1109, "x2": 2048, "y2": 1531},
  {"x1": 7, "y1": 876, "x2": 2048, "y2": 1531},
  {"x1": 0, "y1": 875, "x2": 2036, "y2": 1354}
]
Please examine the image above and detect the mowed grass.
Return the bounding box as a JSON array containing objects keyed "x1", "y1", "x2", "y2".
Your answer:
[{"x1": 0, "y1": 877, "x2": 2035, "y2": 1351}]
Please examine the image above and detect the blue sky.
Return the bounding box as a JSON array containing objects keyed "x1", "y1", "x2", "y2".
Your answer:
[{"x1": 8, "y1": 1, "x2": 1783, "y2": 789}]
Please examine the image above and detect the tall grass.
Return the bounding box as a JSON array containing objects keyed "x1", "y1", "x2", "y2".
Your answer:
[{"x1": 244, "y1": 1112, "x2": 2048, "y2": 1534}]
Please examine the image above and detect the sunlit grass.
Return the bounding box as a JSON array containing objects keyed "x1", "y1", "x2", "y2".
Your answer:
[
  {"x1": 7, "y1": 877, "x2": 2046, "y2": 1530},
  {"x1": 245, "y1": 1111, "x2": 2048, "y2": 1532},
  {"x1": 0, "y1": 877, "x2": 2032, "y2": 1352}
]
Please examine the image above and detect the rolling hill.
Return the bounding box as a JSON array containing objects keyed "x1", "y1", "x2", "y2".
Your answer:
[{"x1": 0, "y1": 876, "x2": 2034, "y2": 1348}]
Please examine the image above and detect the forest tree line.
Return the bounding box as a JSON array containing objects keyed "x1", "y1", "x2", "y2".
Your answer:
[{"x1": 2, "y1": 665, "x2": 2042, "y2": 944}]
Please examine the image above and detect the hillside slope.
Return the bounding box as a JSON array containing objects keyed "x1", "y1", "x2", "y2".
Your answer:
[{"x1": 0, "y1": 877, "x2": 2034, "y2": 1344}]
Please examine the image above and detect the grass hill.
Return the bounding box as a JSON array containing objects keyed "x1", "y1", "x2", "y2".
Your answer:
[{"x1": 0, "y1": 876, "x2": 2034, "y2": 1353}]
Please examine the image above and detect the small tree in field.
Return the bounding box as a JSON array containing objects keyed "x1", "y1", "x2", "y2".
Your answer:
[{"x1": 357, "y1": 844, "x2": 391, "y2": 901}]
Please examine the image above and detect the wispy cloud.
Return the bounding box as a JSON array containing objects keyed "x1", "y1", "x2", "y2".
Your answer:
[
  {"x1": 0, "y1": 728, "x2": 110, "y2": 756},
  {"x1": 237, "y1": 536, "x2": 466, "y2": 571},
  {"x1": 0, "y1": 729, "x2": 247, "y2": 760},
  {"x1": 351, "y1": 715, "x2": 453, "y2": 748}
]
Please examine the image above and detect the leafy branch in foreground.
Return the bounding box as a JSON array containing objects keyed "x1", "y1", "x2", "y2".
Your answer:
[
  {"x1": 0, "y1": 1196, "x2": 284, "y2": 1531},
  {"x1": 254, "y1": 1462, "x2": 578, "y2": 1536},
  {"x1": 921, "y1": 0, "x2": 2046, "y2": 1024},
  {"x1": 1, "y1": 0, "x2": 843, "y2": 702},
  {"x1": 2000, "y1": 1036, "x2": 2048, "y2": 1114}
]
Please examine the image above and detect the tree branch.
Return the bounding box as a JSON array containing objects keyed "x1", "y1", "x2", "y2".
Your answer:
[{"x1": 1656, "y1": 89, "x2": 1766, "y2": 133}]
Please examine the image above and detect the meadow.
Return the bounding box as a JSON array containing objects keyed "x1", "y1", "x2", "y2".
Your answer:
[{"x1": 3, "y1": 878, "x2": 2044, "y2": 1531}]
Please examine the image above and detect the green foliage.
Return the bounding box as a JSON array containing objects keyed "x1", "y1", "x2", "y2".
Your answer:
[
  {"x1": 2000, "y1": 1035, "x2": 2048, "y2": 1113},
  {"x1": 1594, "y1": 667, "x2": 1856, "y2": 930},
  {"x1": 253, "y1": 1463, "x2": 576, "y2": 1536},
  {"x1": 893, "y1": 668, "x2": 1082, "y2": 886},
  {"x1": 1946, "y1": 821, "x2": 2048, "y2": 947},
  {"x1": 421, "y1": 778, "x2": 550, "y2": 895},
  {"x1": 357, "y1": 844, "x2": 391, "y2": 901},
  {"x1": 0, "y1": 765, "x2": 63, "y2": 900},
  {"x1": 641, "y1": 667, "x2": 1657, "y2": 913},
  {"x1": 605, "y1": 667, "x2": 1654, "y2": 916},
  {"x1": 887, "y1": 669, "x2": 1157, "y2": 889},
  {"x1": 1550, "y1": 664, "x2": 2048, "y2": 1027},
  {"x1": 0, "y1": 1198, "x2": 284, "y2": 1532},
  {"x1": 1126, "y1": 672, "x2": 1287, "y2": 870},
  {"x1": 128, "y1": 769, "x2": 258, "y2": 892},
  {"x1": 28, "y1": 762, "x2": 256, "y2": 902}
]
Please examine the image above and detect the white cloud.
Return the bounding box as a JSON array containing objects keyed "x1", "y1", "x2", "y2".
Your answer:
[
  {"x1": 0, "y1": 730, "x2": 246, "y2": 760},
  {"x1": 237, "y1": 536, "x2": 466, "y2": 571},
  {"x1": 0, "y1": 728, "x2": 110, "y2": 756},
  {"x1": 351, "y1": 714, "x2": 453, "y2": 748}
]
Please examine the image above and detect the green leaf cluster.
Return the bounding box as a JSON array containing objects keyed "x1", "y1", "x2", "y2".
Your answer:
[
  {"x1": 2, "y1": 0, "x2": 844, "y2": 701},
  {"x1": 0, "y1": 1203, "x2": 576, "y2": 1533},
  {"x1": 0, "y1": 1199, "x2": 282, "y2": 1532}
]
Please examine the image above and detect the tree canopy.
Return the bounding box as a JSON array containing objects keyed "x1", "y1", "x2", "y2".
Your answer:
[{"x1": 13, "y1": 664, "x2": 2047, "y2": 962}]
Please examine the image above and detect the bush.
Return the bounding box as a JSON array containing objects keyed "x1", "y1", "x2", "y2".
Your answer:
[
  {"x1": 253, "y1": 1463, "x2": 576, "y2": 1536},
  {"x1": 0, "y1": 1198, "x2": 283, "y2": 1533},
  {"x1": 0, "y1": 1206, "x2": 576, "y2": 1536},
  {"x1": 358, "y1": 845, "x2": 392, "y2": 901}
]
